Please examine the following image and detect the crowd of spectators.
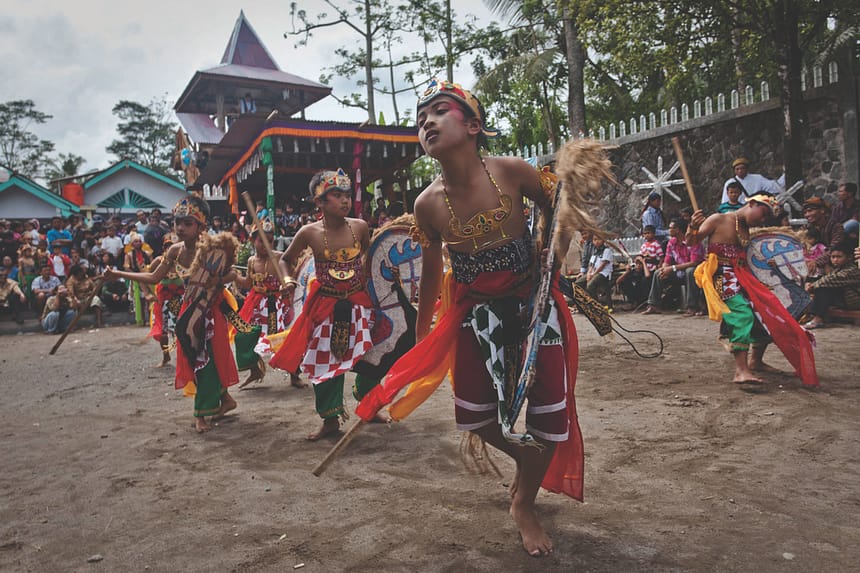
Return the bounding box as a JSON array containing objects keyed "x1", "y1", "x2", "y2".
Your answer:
[{"x1": 0, "y1": 194, "x2": 406, "y2": 332}]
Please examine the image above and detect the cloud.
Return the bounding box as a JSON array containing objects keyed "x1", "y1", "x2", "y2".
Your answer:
[{"x1": 2, "y1": 0, "x2": 497, "y2": 174}]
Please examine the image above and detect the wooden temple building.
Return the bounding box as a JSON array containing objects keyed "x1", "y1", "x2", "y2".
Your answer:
[{"x1": 173, "y1": 11, "x2": 423, "y2": 216}]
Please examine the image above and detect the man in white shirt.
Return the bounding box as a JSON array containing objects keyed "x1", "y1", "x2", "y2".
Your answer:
[
  {"x1": 100, "y1": 225, "x2": 124, "y2": 259},
  {"x1": 721, "y1": 157, "x2": 781, "y2": 204}
]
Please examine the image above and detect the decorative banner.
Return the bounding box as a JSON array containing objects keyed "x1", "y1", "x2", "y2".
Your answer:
[{"x1": 747, "y1": 230, "x2": 810, "y2": 318}]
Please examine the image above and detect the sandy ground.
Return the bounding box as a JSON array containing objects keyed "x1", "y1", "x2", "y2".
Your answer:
[{"x1": 0, "y1": 312, "x2": 858, "y2": 573}]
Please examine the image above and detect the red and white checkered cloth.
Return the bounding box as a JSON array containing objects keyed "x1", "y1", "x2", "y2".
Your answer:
[{"x1": 301, "y1": 305, "x2": 374, "y2": 383}]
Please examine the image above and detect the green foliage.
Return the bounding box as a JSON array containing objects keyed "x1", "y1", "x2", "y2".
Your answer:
[
  {"x1": 0, "y1": 100, "x2": 55, "y2": 178},
  {"x1": 106, "y1": 96, "x2": 177, "y2": 176},
  {"x1": 44, "y1": 153, "x2": 86, "y2": 185}
]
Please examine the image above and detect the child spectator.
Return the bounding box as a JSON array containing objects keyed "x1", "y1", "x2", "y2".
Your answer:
[
  {"x1": 17, "y1": 245, "x2": 38, "y2": 298},
  {"x1": 802, "y1": 242, "x2": 860, "y2": 329},
  {"x1": 48, "y1": 243, "x2": 71, "y2": 282},
  {"x1": 718, "y1": 181, "x2": 744, "y2": 213},
  {"x1": 31, "y1": 264, "x2": 61, "y2": 312},
  {"x1": 639, "y1": 225, "x2": 664, "y2": 273},
  {"x1": 41, "y1": 285, "x2": 77, "y2": 334},
  {"x1": 46, "y1": 216, "x2": 72, "y2": 254}
]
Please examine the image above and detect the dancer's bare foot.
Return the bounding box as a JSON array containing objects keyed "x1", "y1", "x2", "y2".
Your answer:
[
  {"x1": 156, "y1": 351, "x2": 171, "y2": 367},
  {"x1": 510, "y1": 500, "x2": 553, "y2": 557},
  {"x1": 748, "y1": 361, "x2": 782, "y2": 374},
  {"x1": 239, "y1": 366, "x2": 264, "y2": 389},
  {"x1": 194, "y1": 417, "x2": 211, "y2": 433},
  {"x1": 732, "y1": 373, "x2": 764, "y2": 385},
  {"x1": 370, "y1": 411, "x2": 391, "y2": 424},
  {"x1": 213, "y1": 393, "x2": 237, "y2": 420},
  {"x1": 307, "y1": 417, "x2": 340, "y2": 441},
  {"x1": 290, "y1": 373, "x2": 308, "y2": 388}
]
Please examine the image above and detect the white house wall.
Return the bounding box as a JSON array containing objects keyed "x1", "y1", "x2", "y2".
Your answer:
[
  {"x1": 0, "y1": 188, "x2": 64, "y2": 219},
  {"x1": 86, "y1": 168, "x2": 186, "y2": 213}
]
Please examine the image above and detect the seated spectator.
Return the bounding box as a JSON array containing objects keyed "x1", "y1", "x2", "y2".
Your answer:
[
  {"x1": 615, "y1": 255, "x2": 651, "y2": 310},
  {"x1": 575, "y1": 230, "x2": 596, "y2": 280},
  {"x1": 66, "y1": 264, "x2": 105, "y2": 328},
  {"x1": 718, "y1": 181, "x2": 744, "y2": 213},
  {"x1": 69, "y1": 248, "x2": 90, "y2": 272},
  {"x1": 0, "y1": 265, "x2": 27, "y2": 324},
  {"x1": 48, "y1": 242, "x2": 71, "y2": 282},
  {"x1": 802, "y1": 242, "x2": 860, "y2": 329},
  {"x1": 93, "y1": 251, "x2": 116, "y2": 276},
  {"x1": 2, "y1": 256, "x2": 16, "y2": 281},
  {"x1": 577, "y1": 236, "x2": 615, "y2": 304},
  {"x1": 830, "y1": 182, "x2": 859, "y2": 235},
  {"x1": 102, "y1": 276, "x2": 130, "y2": 312},
  {"x1": 375, "y1": 207, "x2": 391, "y2": 227},
  {"x1": 34, "y1": 240, "x2": 49, "y2": 268},
  {"x1": 642, "y1": 219, "x2": 693, "y2": 314},
  {"x1": 41, "y1": 285, "x2": 77, "y2": 334},
  {"x1": 804, "y1": 196, "x2": 845, "y2": 275},
  {"x1": 30, "y1": 264, "x2": 61, "y2": 312}
]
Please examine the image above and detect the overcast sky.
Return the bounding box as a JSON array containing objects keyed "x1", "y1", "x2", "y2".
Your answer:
[{"x1": 1, "y1": 0, "x2": 498, "y2": 175}]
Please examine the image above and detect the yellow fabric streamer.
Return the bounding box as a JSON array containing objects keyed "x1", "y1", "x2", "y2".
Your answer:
[
  {"x1": 694, "y1": 253, "x2": 730, "y2": 322},
  {"x1": 388, "y1": 270, "x2": 456, "y2": 421}
]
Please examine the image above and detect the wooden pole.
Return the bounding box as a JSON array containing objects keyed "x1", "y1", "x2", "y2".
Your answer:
[
  {"x1": 671, "y1": 137, "x2": 699, "y2": 212},
  {"x1": 49, "y1": 277, "x2": 105, "y2": 355},
  {"x1": 312, "y1": 419, "x2": 366, "y2": 477},
  {"x1": 241, "y1": 191, "x2": 288, "y2": 285}
]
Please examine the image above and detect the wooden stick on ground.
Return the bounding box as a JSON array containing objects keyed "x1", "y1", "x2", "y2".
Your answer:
[
  {"x1": 240, "y1": 192, "x2": 288, "y2": 285},
  {"x1": 671, "y1": 136, "x2": 699, "y2": 212},
  {"x1": 49, "y1": 277, "x2": 105, "y2": 355},
  {"x1": 312, "y1": 419, "x2": 366, "y2": 477}
]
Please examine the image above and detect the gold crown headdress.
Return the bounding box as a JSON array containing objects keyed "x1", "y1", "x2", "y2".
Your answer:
[
  {"x1": 747, "y1": 193, "x2": 779, "y2": 216},
  {"x1": 172, "y1": 197, "x2": 207, "y2": 225},
  {"x1": 312, "y1": 168, "x2": 352, "y2": 199},
  {"x1": 416, "y1": 78, "x2": 499, "y2": 138},
  {"x1": 252, "y1": 217, "x2": 275, "y2": 237}
]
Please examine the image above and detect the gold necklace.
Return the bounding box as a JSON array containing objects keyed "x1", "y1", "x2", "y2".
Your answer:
[
  {"x1": 322, "y1": 217, "x2": 360, "y2": 262},
  {"x1": 735, "y1": 213, "x2": 750, "y2": 247},
  {"x1": 442, "y1": 157, "x2": 512, "y2": 251}
]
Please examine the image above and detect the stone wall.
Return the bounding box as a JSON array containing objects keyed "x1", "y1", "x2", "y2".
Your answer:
[{"x1": 586, "y1": 54, "x2": 858, "y2": 236}]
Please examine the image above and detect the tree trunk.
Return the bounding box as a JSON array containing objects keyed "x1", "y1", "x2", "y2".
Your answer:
[
  {"x1": 364, "y1": 0, "x2": 376, "y2": 124},
  {"x1": 563, "y1": 9, "x2": 586, "y2": 138},
  {"x1": 445, "y1": 0, "x2": 454, "y2": 82},
  {"x1": 730, "y1": 6, "x2": 746, "y2": 95},
  {"x1": 774, "y1": 0, "x2": 804, "y2": 191}
]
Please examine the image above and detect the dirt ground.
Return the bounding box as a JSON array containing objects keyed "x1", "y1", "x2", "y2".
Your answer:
[{"x1": 0, "y1": 311, "x2": 858, "y2": 573}]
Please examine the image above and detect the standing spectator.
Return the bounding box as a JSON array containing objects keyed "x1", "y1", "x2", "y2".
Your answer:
[
  {"x1": 21, "y1": 219, "x2": 41, "y2": 247},
  {"x1": 829, "y1": 182, "x2": 859, "y2": 236},
  {"x1": 41, "y1": 285, "x2": 77, "y2": 334},
  {"x1": 100, "y1": 225, "x2": 124, "y2": 260},
  {"x1": 208, "y1": 215, "x2": 224, "y2": 236},
  {"x1": 48, "y1": 243, "x2": 71, "y2": 282},
  {"x1": 283, "y1": 203, "x2": 301, "y2": 238},
  {"x1": 17, "y1": 245, "x2": 38, "y2": 298},
  {"x1": 718, "y1": 182, "x2": 744, "y2": 213},
  {"x1": 46, "y1": 216, "x2": 73, "y2": 254},
  {"x1": 720, "y1": 157, "x2": 780, "y2": 204},
  {"x1": 31, "y1": 265, "x2": 61, "y2": 312},
  {"x1": 641, "y1": 192, "x2": 669, "y2": 242},
  {"x1": 0, "y1": 219, "x2": 21, "y2": 262},
  {"x1": 639, "y1": 225, "x2": 664, "y2": 273},
  {"x1": 0, "y1": 265, "x2": 27, "y2": 324},
  {"x1": 134, "y1": 210, "x2": 149, "y2": 233},
  {"x1": 144, "y1": 210, "x2": 170, "y2": 257},
  {"x1": 67, "y1": 214, "x2": 87, "y2": 250}
]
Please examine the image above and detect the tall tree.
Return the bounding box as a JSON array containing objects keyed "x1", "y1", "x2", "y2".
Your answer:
[
  {"x1": 0, "y1": 100, "x2": 55, "y2": 178},
  {"x1": 106, "y1": 96, "x2": 177, "y2": 175}
]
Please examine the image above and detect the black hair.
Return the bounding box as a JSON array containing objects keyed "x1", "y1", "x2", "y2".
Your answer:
[
  {"x1": 727, "y1": 181, "x2": 742, "y2": 192},
  {"x1": 670, "y1": 217, "x2": 688, "y2": 234},
  {"x1": 830, "y1": 241, "x2": 852, "y2": 256},
  {"x1": 69, "y1": 264, "x2": 84, "y2": 277},
  {"x1": 643, "y1": 225, "x2": 656, "y2": 234},
  {"x1": 842, "y1": 182, "x2": 858, "y2": 197}
]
